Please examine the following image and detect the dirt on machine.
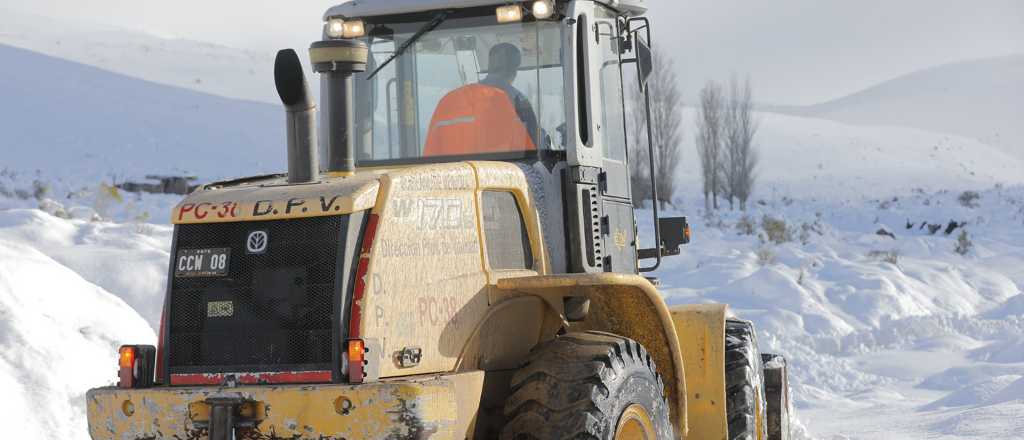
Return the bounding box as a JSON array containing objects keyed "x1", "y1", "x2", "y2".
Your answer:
[{"x1": 86, "y1": 1, "x2": 793, "y2": 439}]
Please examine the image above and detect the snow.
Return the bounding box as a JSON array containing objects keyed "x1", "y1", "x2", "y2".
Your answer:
[
  {"x1": 0, "y1": 239, "x2": 155, "y2": 440},
  {"x1": 771, "y1": 54, "x2": 1024, "y2": 160},
  {"x1": 0, "y1": 8, "x2": 281, "y2": 104},
  {"x1": 0, "y1": 209, "x2": 172, "y2": 329},
  {"x1": 0, "y1": 43, "x2": 286, "y2": 192},
  {"x1": 641, "y1": 184, "x2": 1024, "y2": 439}
]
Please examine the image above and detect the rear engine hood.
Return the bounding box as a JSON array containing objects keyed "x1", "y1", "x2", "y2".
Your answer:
[{"x1": 173, "y1": 173, "x2": 380, "y2": 224}]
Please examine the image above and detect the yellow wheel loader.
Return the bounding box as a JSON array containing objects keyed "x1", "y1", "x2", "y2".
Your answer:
[{"x1": 86, "y1": 1, "x2": 792, "y2": 439}]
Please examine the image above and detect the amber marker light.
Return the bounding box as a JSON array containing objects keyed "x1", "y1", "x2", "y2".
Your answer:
[
  {"x1": 117, "y1": 346, "x2": 136, "y2": 388},
  {"x1": 347, "y1": 339, "x2": 366, "y2": 383}
]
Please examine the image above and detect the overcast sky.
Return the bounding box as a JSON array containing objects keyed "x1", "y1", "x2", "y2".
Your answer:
[{"x1": 5, "y1": 0, "x2": 1022, "y2": 105}]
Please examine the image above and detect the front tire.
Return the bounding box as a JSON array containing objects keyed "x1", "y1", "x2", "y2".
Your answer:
[
  {"x1": 502, "y1": 331, "x2": 674, "y2": 440},
  {"x1": 761, "y1": 353, "x2": 792, "y2": 440},
  {"x1": 725, "y1": 320, "x2": 768, "y2": 440}
]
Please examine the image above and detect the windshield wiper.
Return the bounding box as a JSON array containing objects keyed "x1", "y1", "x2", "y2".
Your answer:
[{"x1": 367, "y1": 10, "x2": 452, "y2": 80}]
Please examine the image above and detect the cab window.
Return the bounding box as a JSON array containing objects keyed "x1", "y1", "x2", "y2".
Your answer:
[
  {"x1": 595, "y1": 6, "x2": 627, "y2": 162},
  {"x1": 351, "y1": 9, "x2": 568, "y2": 165}
]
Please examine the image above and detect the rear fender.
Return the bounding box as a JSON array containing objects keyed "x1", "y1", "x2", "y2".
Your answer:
[{"x1": 494, "y1": 273, "x2": 688, "y2": 437}]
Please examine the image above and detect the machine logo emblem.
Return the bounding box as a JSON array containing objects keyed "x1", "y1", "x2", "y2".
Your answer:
[{"x1": 246, "y1": 230, "x2": 268, "y2": 254}]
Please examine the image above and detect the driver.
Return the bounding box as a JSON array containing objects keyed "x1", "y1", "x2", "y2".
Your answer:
[
  {"x1": 479, "y1": 43, "x2": 541, "y2": 145},
  {"x1": 423, "y1": 43, "x2": 541, "y2": 156}
]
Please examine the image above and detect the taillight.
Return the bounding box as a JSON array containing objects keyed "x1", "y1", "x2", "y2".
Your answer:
[
  {"x1": 117, "y1": 345, "x2": 156, "y2": 389},
  {"x1": 347, "y1": 339, "x2": 366, "y2": 383}
]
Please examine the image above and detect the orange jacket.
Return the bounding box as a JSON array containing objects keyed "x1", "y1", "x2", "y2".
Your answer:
[{"x1": 423, "y1": 84, "x2": 536, "y2": 157}]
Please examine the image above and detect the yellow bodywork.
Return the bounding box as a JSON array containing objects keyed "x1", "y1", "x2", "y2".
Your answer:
[
  {"x1": 87, "y1": 371, "x2": 484, "y2": 440},
  {"x1": 98, "y1": 160, "x2": 751, "y2": 439},
  {"x1": 669, "y1": 304, "x2": 730, "y2": 440}
]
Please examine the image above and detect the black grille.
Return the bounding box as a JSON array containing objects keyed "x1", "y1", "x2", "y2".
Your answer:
[{"x1": 167, "y1": 216, "x2": 349, "y2": 373}]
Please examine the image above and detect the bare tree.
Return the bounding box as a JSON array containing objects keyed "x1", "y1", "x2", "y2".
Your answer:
[
  {"x1": 627, "y1": 47, "x2": 683, "y2": 209},
  {"x1": 721, "y1": 76, "x2": 759, "y2": 210},
  {"x1": 695, "y1": 81, "x2": 724, "y2": 211},
  {"x1": 628, "y1": 88, "x2": 651, "y2": 207}
]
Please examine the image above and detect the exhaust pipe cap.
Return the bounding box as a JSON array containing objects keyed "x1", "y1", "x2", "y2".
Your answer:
[{"x1": 310, "y1": 39, "x2": 368, "y2": 73}]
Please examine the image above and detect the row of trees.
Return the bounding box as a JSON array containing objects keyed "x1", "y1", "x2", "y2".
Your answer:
[
  {"x1": 625, "y1": 49, "x2": 760, "y2": 211},
  {"x1": 696, "y1": 78, "x2": 759, "y2": 211}
]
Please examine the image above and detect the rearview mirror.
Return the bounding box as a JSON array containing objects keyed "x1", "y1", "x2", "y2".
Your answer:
[
  {"x1": 658, "y1": 216, "x2": 690, "y2": 256},
  {"x1": 637, "y1": 216, "x2": 690, "y2": 260},
  {"x1": 635, "y1": 36, "x2": 653, "y2": 89}
]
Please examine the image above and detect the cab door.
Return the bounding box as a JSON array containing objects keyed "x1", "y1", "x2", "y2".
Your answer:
[
  {"x1": 563, "y1": 1, "x2": 637, "y2": 274},
  {"x1": 593, "y1": 5, "x2": 637, "y2": 273}
]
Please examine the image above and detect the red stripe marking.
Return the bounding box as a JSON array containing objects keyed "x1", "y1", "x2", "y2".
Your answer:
[
  {"x1": 170, "y1": 370, "x2": 332, "y2": 386},
  {"x1": 348, "y1": 214, "x2": 379, "y2": 339}
]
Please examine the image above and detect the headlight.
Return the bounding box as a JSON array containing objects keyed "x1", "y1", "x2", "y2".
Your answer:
[
  {"x1": 496, "y1": 5, "x2": 524, "y2": 23},
  {"x1": 325, "y1": 18, "x2": 365, "y2": 39},
  {"x1": 532, "y1": 0, "x2": 555, "y2": 19},
  {"x1": 326, "y1": 18, "x2": 345, "y2": 38},
  {"x1": 342, "y1": 19, "x2": 366, "y2": 38}
]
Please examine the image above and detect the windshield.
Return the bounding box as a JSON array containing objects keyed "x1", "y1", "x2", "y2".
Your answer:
[{"x1": 348, "y1": 9, "x2": 567, "y2": 165}]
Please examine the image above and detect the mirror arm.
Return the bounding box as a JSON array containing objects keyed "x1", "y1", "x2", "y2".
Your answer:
[{"x1": 638, "y1": 81, "x2": 662, "y2": 272}]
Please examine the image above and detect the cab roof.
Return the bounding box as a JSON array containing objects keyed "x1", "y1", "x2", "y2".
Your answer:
[{"x1": 324, "y1": 0, "x2": 647, "y2": 20}]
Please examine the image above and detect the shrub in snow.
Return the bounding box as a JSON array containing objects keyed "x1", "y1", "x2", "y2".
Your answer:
[
  {"x1": 868, "y1": 249, "x2": 900, "y2": 265},
  {"x1": 37, "y1": 198, "x2": 70, "y2": 219},
  {"x1": 875, "y1": 228, "x2": 896, "y2": 239},
  {"x1": 32, "y1": 179, "x2": 50, "y2": 200},
  {"x1": 761, "y1": 214, "x2": 792, "y2": 244},
  {"x1": 736, "y1": 214, "x2": 756, "y2": 235},
  {"x1": 955, "y1": 230, "x2": 973, "y2": 256},
  {"x1": 958, "y1": 190, "x2": 981, "y2": 208}
]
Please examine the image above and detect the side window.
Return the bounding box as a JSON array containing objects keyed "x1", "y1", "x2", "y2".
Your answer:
[
  {"x1": 575, "y1": 14, "x2": 592, "y2": 147},
  {"x1": 482, "y1": 191, "x2": 534, "y2": 270},
  {"x1": 596, "y1": 7, "x2": 627, "y2": 162}
]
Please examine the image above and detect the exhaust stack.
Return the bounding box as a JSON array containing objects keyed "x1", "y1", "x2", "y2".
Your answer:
[
  {"x1": 310, "y1": 39, "x2": 368, "y2": 176},
  {"x1": 274, "y1": 49, "x2": 319, "y2": 184}
]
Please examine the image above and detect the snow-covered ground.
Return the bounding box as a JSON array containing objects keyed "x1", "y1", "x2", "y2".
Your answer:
[{"x1": 640, "y1": 184, "x2": 1024, "y2": 439}]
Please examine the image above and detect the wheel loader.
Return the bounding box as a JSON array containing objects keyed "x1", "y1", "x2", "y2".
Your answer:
[{"x1": 85, "y1": 0, "x2": 792, "y2": 439}]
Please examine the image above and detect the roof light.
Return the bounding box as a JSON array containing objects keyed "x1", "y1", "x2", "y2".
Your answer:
[
  {"x1": 326, "y1": 18, "x2": 345, "y2": 38},
  {"x1": 532, "y1": 0, "x2": 555, "y2": 19},
  {"x1": 342, "y1": 19, "x2": 366, "y2": 38},
  {"x1": 496, "y1": 5, "x2": 524, "y2": 23}
]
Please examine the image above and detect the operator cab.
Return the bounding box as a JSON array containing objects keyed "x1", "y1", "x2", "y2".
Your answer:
[{"x1": 318, "y1": 0, "x2": 684, "y2": 274}]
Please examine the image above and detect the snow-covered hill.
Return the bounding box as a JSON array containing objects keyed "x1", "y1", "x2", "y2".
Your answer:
[
  {"x1": 771, "y1": 55, "x2": 1024, "y2": 159},
  {"x1": 0, "y1": 43, "x2": 286, "y2": 192},
  {"x1": 0, "y1": 8, "x2": 281, "y2": 104},
  {"x1": 644, "y1": 185, "x2": 1024, "y2": 439},
  {"x1": 675, "y1": 109, "x2": 1024, "y2": 201}
]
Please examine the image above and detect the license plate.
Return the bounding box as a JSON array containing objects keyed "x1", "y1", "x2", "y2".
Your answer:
[{"x1": 174, "y1": 248, "x2": 230, "y2": 277}]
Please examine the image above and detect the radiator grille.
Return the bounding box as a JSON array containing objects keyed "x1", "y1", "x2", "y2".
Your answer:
[{"x1": 167, "y1": 216, "x2": 347, "y2": 373}]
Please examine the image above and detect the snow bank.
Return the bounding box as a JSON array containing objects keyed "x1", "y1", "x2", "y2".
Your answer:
[
  {"x1": 0, "y1": 239, "x2": 154, "y2": 440},
  {"x1": 0, "y1": 209, "x2": 172, "y2": 330}
]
